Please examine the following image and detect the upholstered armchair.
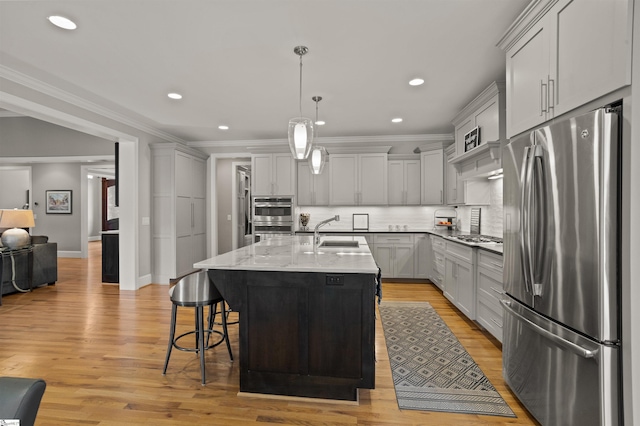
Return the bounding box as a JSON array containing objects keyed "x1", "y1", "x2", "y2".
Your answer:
[{"x1": 0, "y1": 377, "x2": 46, "y2": 426}]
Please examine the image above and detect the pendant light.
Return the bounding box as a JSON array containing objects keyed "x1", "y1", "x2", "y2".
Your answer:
[
  {"x1": 308, "y1": 96, "x2": 328, "y2": 175},
  {"x1": 288, "y1": 46, "x2": 314, "y2": 160}
]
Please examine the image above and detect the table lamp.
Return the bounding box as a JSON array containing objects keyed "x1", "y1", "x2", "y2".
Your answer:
[{"x1": 0, "y1": 209, "x2": 35, "y2": 249}]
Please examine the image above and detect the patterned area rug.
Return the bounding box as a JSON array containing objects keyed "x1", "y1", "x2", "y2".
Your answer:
[{"x1": 379, "y1": 301, "x2": 515, "y2": 417}]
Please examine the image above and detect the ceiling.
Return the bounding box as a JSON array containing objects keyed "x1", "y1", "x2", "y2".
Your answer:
[{"x1": 0, "y1": 0, "x2": 528, "y2": 147}]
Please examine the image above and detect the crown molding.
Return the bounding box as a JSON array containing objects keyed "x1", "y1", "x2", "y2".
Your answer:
[
  {"x1": 149, "y1": 142, "x2": 209, "y2": 160},
  {"x1": 0, "y1": 64, "x2": 186, "y2": 144},
  {"x1": 451, "y1": 81, "x2": 505, "y2": 127},
  {"x1": 496, "y1": 0, "x2": 557, "y2": 52},
  {"x1": 0, "y1": 155, "x2": 114, "y2": 164},
  {"x1": 188, "y1": 133, "x2": 454, "y2": 153}
]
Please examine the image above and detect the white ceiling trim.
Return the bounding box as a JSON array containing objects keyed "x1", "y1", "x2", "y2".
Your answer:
[
  {"x1": 188, "y1": 133, "x2": 454, "y2": 150},
  {"x1": 0, "y1": 64, "x2": 186, "y2": 145},
  {"x1": 0, "y1": 155, "x2": 114, "y2": 164}
]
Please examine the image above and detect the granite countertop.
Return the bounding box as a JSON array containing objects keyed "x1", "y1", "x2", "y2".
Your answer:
[{"x1": 194, "y1": 235, "x2": 379, "y2": 274}]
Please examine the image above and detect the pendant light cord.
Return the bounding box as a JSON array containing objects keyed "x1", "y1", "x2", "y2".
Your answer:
[{"x1": 299, "y1": 54, "x2": 303, "y2": 116}]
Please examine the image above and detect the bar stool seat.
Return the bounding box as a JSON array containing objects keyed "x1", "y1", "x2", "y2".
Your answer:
[{"x1": 162, "y1": 270, "x2": 233, "y2": 385}]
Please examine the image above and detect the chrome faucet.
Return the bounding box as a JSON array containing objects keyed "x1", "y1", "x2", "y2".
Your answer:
[{"x1": 314, "y1": 215, "x2": 340, "y2": 245}]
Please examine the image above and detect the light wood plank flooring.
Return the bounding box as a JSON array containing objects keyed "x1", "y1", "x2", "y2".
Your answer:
[{"x1": 0, "y1": 242, "x2": 539, "y2": 425}]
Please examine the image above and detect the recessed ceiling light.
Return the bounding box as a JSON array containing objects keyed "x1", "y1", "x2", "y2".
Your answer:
[
  {"x1": 315, "y1": 120, "x2": 325, "y2": 126},
  {"x1": 409, "y1": 78, "x2": 424, "y2": 86},
  {"x1": 218, "y1": 125, "x2": 229, "y2": 130},
  {"x1": 47, "y1": 15, "x2": 77, "y2": 30},
  {"x1": 392, "y1": 118, "x2": 403, "y2": 123},
  {"x1": 167, "y1": 93, "x2": 182, "y2": 100}
]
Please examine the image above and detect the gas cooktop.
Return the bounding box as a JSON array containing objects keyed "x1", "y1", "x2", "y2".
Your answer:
[{"x1": 450, "y1": 234, "x2": 503, "y2": 244}]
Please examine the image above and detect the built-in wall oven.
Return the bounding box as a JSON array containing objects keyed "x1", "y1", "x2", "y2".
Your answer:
[{"x1": 252, "y1": 196, "x2": 294, "y2": 242}]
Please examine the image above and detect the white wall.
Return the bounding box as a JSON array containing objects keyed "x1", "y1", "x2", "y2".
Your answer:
[
  {"x1": 0, "y1": 167, "x2": 29, "y2": 208},
  {"x1": 31, "y1": 163, "x2": 82, "y2": 253},
  {"x1": 87, "y1": 176, "x2": 102, "y2": 239},
  {"x1": 0, "y1": 116, "x2": 113, "y2": 156}
]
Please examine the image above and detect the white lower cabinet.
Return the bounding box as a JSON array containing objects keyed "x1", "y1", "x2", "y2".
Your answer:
[
  {"x1": 444, "y1": 240, "x2": 476, "y2": 319},
  {"x1": 476, "y1": 250, "x2": 504, "y2": 342},
  {"x1": 414, "y1": 234, "x2": 431, "y2": 279},
  {"x1": 374, "y1": 234, "x2": 414, "y2": 279},
  {"x1": 429, "y1": 235, "x2": 446, "y2": 289}
]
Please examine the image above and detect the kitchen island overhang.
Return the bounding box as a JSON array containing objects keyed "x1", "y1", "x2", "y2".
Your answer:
[{"x1": 194, "y1": 235, "x2": 380, "y2": 401}]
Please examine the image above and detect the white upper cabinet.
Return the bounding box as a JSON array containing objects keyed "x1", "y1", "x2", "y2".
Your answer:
[
  {"x1": 297, "y1": 161, "x2": 329, "y2": 206},
  {"x1": 449, "y1": 82, "x2": 505, "y2": 181},
  {"x1": 445, "y1": 142, "x2": 490, "y2": 206},
  {"x1": 388, "y1": 158, "x2": 421, "y2": 206},
  {"x1": 420, "y1": 149, "x2": 445, "y2": 205},
  {"x1": 251, "y1": 153, "x2": 295, "y2": 196},
  {"x1": 499, "y1": 0, "x2": 632, "y2": 138},
  {"x1": 329, "y1": 153, "x2": 387, "y2": 205}
]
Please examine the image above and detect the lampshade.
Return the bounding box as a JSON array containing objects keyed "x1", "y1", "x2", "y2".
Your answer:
[
  {"x1": 0, "y1": 209, "x2": 35, "y2": 249},
  {"x1": 308, "y1": 146, "x2": 328, "y2": 175}
]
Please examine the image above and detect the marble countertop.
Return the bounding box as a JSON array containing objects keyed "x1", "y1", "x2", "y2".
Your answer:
[
  {"x1": 194, "y1": 235, "x2": 379, "y2": 274},
  {"x1": 295, "y1": 228, "x2": 503, "y2": 255}
]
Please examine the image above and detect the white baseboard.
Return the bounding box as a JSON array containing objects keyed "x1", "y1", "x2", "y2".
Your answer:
[
  {"x1": 137, "y1": 274, "x2": 152, "y2": 288},
  {"x1": 58, "y1": 251, "x2": 82, "y2": 258},
  {"x1": 88, "y1": 236, "x2": 101, "y2": 242}
]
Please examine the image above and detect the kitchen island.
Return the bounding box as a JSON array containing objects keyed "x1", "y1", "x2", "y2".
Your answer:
[{"x1": 194, "y1": 235, "x2": 379, "y2": 401}]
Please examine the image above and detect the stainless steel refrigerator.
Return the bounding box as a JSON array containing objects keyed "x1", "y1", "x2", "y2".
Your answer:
[{"x1": 502, "y1": 106, "x2": 621, "y2": 425}]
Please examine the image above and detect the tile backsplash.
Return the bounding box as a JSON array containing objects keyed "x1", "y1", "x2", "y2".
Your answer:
[
  {"x1": 296, "y1": 177, "x2": 504, "y2": 236},
  {"x1": 457, "y1": 178, "x2": 503, "y2": 237}
]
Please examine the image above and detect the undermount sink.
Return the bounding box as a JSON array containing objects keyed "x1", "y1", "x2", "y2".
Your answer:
[{"x1": 319, "y1": 240, "x2": 359, "y2": 248}]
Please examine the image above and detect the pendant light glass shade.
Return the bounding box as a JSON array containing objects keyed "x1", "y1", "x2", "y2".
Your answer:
[
  {"x1": 288, "y1": 46, "x2": 314, "y2": 160},
  {"x1": 308, "y1": 146, "x2": 328, "y2": 175},
  {"x1": 288, "y1": 117, "x2": 314, "y2": 160}
]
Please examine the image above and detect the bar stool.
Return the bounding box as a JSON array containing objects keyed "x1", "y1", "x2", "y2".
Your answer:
[{"x1": 162, "y1": 270, "x2": 233, "y2": 385}]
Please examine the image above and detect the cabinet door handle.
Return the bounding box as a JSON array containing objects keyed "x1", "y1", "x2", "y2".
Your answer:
[
  {"x1": 548, "y1": 76, "x2": 555, "y2": 113},
  {"x1": 490, "y1": 286, "x2": 504, "y2": 295},
  {"x1": 490, "y1": 261, "x2": 503, "y2": 268},
  {"x1": 440, "y1": 190, "x2": 443, "y2": 204},
  {"x1": 540, "y1": 80, "x2": 548, "y2": 115},
  {"x1": 490, "y1": 318, "x2": 503, "y2": 328},
  {"x1": 191, "y1": 203, "x2": 194, "y2": 228}
]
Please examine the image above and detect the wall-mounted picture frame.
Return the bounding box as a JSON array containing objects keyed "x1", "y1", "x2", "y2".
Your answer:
[
  {"x1": 46, "y1": 190, "x2": 72, "y2": 214},
  {"x1": 352, "y1": 213, "x2": 369, "y2": 231},
  {"x1": 464, "y1": 126, "x2": 481, "y2": 152}
]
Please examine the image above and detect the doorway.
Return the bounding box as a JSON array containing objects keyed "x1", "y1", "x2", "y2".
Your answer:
[{"x1": 232, "y1": 162, "x2": 251, "y2": 250}]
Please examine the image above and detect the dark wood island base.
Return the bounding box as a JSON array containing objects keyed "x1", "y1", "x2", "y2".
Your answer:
[{"x1": 208, "y1": 269, "x2": 376, "y2": 401}]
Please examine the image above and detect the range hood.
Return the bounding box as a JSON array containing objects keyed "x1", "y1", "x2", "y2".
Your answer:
[{"x1": 449, "y1": 140, "x2": 504, "y2": 179}]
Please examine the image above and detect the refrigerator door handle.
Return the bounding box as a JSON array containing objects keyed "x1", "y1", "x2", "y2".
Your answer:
[
  {"x1": 520, "y1": 146, "x2": 534, "y2": 294},
  {"x1": 530, "y1": 144, "x2": 547, "y2": 296},
  {"x1": 501, "y1": 299, "x2": 596, "y2": 359}
]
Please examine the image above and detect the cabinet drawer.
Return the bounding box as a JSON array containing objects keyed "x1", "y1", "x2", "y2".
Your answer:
[
  {"x1": 476, "y1": 293, "x2": 503, "y2": 342},
  {"x1": 433, "y1": 252, "x2": 445, "y2": 273},
  {"x1": 430, "y1": 235, "x2": 446, "y2": 252},
  {"x1": 477, "y1": 266, "x2": 504, "y2": 301},
  {"x1": 430, "y1": 270, "x2": 443, "y2": 289},
  {"x1": 478, "y1": 250, "x2": 503, "y2": 273},
  {"x1": 374, "y1": 234, "x2": 414, "y2": 244},
  {"x1": 445, "y1": 240, "x2": 473, "y2": 262}
]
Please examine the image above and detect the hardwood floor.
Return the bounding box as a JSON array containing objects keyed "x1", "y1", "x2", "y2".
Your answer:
[{"x1": 0, "y1": 242, "x2": 539, "y2": 425}]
